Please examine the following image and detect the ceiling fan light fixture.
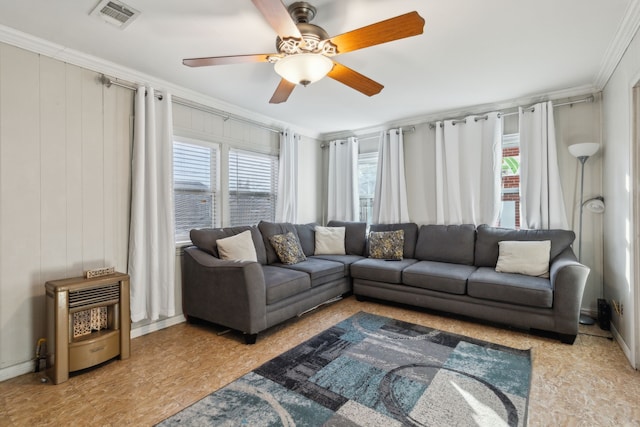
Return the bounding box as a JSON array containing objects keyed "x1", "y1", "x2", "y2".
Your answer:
[{"x1": 274, "y1": 53, "x2": 333, "y2": 86}]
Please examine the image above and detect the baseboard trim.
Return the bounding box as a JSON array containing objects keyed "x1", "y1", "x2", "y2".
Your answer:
[
  {"x1": 0, "y1": 360, "x2": 39, "y2": 382},
  {"x1": 610, "y1": 322, "x2": 635, "y2": 368},
  {"x1": 130, "y1": 314, "x2": 186, "y2": 339}
]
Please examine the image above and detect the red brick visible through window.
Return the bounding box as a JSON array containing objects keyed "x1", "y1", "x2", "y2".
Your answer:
[
  {"x1": 503, "y1": 175, "x2": 519, "y2": 188},
  {"x1": 503, "y1": 147, "x2": 519, "y2": 157}
]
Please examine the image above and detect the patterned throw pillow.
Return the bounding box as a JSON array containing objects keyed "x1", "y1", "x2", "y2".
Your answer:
[
  {"x1": 269, "y1": 232, "x2": 307, "y2": 265},
  {"x1": 369, "y1": 230, "x2": 404, "y2": 260}
]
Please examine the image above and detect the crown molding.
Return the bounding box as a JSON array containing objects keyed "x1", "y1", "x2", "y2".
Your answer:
[
  {"x1": 0, "y1": 24, "x2": 321, "y2": 139},
  {"x1": 594, "y1": 0, "x2": 640, "y2": 90}
]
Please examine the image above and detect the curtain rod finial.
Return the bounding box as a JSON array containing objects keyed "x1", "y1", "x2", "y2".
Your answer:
[{"x1": 100, "y1": 74, "x2": 112, "y2": 88}]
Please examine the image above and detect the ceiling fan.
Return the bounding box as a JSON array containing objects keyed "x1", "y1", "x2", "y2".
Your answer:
[{"x1": 183, "y1": 0, "x2": 425, "y2": 104}]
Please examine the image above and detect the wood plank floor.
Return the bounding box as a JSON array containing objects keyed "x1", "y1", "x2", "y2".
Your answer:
[{"x1": 1, "y1": 295, "x2": 638, "y2": 426}]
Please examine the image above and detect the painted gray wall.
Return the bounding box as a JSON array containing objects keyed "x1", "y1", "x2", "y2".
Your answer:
[{"x1": 603, "y1": 26, "x2": 640, "y2": 367}]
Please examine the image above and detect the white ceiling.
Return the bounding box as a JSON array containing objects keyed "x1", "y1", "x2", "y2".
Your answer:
[{"x1": 0, "y1": 0, "x2": 637, "y2": 136}]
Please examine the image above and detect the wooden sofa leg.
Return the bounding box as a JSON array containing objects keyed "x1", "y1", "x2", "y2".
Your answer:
[
  {"x1": 244, "y1": 333, "x2": 258, "y2": 345},
  {"x1": 355, "y1": 294, "x2": 366, "y2": 302},
  {"x1": 558, "y1": 333, "x2": 576, "y2": 344}
]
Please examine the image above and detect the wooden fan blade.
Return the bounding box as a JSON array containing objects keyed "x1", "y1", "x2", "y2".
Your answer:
[
  {"x1": 329, "y1": 11, "x2": 425, "y2": 54},
  {"x1": 252, "y1": 0, "x2": 302, "y2": 40},
  {"x1": 327, "y1": 62, "x2": 383, "y2": 97},
  {"x1": 183, "y1": 54, "x2": 274, "y2": 67},
  {"x1": 269, "y1": 79, "x2": 296, "y2": 104}
]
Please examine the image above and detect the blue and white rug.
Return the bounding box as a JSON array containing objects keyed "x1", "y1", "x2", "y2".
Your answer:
[{"x1": 158, "y1": 312, "x2": 531, "y2": 426}]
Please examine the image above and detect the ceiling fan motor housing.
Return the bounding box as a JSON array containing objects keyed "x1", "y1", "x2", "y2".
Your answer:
[
  {"x1": 276, "y1": 23, "x2": 332, "y2": 54},
  {"x1": 289, "y1": 1, "x2": 316, "y2": 23}
]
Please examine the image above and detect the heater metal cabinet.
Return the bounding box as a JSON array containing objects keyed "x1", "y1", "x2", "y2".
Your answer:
[{"x1": 45, "y1": 272, "x2": 130, "y2": 384}]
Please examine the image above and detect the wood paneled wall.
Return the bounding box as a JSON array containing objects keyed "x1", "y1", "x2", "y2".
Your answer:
[{"x1": 0, "y1": 43, "x2": 133, "y2": 376}]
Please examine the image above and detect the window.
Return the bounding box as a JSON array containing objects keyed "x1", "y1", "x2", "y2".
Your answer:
[
  {"x1": 229, "y1": 149, "x2": 278, "y2": 226},
  {"x1": 499, "y1": 133, "x2": 520, "y2": 228},
  {"x1": 358, "y1": 152, "x2": 378, "y2": 223},
  {"x1": 173, "y1": 139, "x2": 219, "y2": 241}
]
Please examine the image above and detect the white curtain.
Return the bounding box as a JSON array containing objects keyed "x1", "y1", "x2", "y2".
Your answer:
[
  {"x1": 435, "y1": 112, "x2": 502, "y2": 225},
  {"x1": 327, "y1": 137, "x2": 359, "y2": 221},
  {"x1": 520, "y1": 101, "x2": 568, "y2": 229},
  {"x1": 128, "y1": 86, "x2": 175, "y2": 322},
  {"x1": 276, "y1": 129, "x2": 299, "y2": 222},
  {"x1": 372, "y1": 129, "x2": 410, "y2": 224}
]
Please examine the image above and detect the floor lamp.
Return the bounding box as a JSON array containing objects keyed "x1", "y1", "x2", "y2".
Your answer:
[{"x1": 568, "y1": 142, "x2": 600, "y2": 325}]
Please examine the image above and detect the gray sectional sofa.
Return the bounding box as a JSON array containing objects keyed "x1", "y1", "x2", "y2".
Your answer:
[
  {"x1": 182, "y1": 221, "x2": 589, "y2": 344},
  {"x1": 352, "y1": 223, "x2": 590, "y2": 344},
  {"x1": 183, "y1": 220, "x2": 364, "y2": 344}
]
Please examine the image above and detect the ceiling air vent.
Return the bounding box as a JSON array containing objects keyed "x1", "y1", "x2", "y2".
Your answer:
[{"x1": 90, "y1": 0, "x2": 140, "y2": 30}]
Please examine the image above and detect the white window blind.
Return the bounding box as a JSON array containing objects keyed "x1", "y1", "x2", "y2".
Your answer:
[
  {"x1": 173, "y1": 141, "x2": 219, "y2": 241},
  {"x1": 229, "y1": 149, "x2": 278, "y2": 226}
]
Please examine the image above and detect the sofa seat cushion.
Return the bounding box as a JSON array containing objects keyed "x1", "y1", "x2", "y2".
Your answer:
[
  {"x1": 402, "y1": 261, "x2": 477, "y2": 295},
  {"x1": 467, "y1": 267, "x2": 553, "y2": 308},
  {"x1": 310, "y1": 254, "x2": 366, "y2": 275},
  {"x1": 276, "y1": 258, "x2": 345, "y2": 287},
  {"x1": 350, "y1": 258, "x2": 418, "y2": 284},
  {"x1": 262, "y1": 265, "x2": 310, "y2": 305}
]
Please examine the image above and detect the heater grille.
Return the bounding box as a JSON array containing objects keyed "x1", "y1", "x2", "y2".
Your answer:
[{"x1": 68, "y1": 283, "x2": 120, "y2": 309}]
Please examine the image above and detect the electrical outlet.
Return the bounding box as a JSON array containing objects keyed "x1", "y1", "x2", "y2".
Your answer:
[{"x1": 612, "y1": 300, "x2": 624, "y2": 316}]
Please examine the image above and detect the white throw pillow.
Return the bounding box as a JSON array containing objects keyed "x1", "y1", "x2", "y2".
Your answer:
[
  {"x1": 216, "y1": 230, "x2": 258, "y2": 262},
  {"x1": 314, "y1": 226, "x2": 346, "y2": 255},
  {"x1": 495, "y1": 240, "x2": 551, "y2": 278}
]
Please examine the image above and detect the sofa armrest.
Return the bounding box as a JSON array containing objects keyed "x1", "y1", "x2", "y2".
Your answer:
[
  {"x1": 549, "y1": 247, "x2": 590, "y2": 334},
  {"x1": 183, "y1": 246, "x2": 267, "y2": 334}
]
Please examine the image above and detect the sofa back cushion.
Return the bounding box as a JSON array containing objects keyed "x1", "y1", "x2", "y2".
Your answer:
[
  {"x1": 327, "y1": 220, "x2": 367, "y2": 256},
  {"x1": 474, "y1": 224, "x2": 575, "y2": 267},
  {"x1": 259, "y1": 221, "x2": 301, "y2": 264},
  {"x1": 415, "y1": 224, "x2": 476, "y2": 265},
  {"x1": 295, "y1": 223, "x2": 318, "y2": 257},
  {"x1": 190, "y1": 226, "x2": 267, "y2": 264},
  {"x1": 369, "y1": 223, "x2": 419, "y2": 259}
]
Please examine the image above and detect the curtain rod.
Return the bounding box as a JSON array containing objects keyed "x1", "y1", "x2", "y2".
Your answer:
[
  {"x1": 321, "y1": 126, "x2": 415, "y2": 148},
  {"x1": 428, "y1": 95, "x2": 595, "y2": 129},
  {"x1": 99, "y1": 74, "x2": 283, "y2": 134}
]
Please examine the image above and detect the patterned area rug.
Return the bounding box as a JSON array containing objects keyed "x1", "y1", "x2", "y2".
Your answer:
[{"x1": 159, "y1": 312, "x2": 531, "y2": 426}]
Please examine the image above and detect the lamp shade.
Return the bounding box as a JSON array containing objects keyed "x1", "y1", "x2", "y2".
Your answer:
[
  {"x1": 274, "y1": 53, "x2": 334, "y2": 86},
  {"x1": 568, "y1": 142, "x2": 599, "y2": 158}
]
